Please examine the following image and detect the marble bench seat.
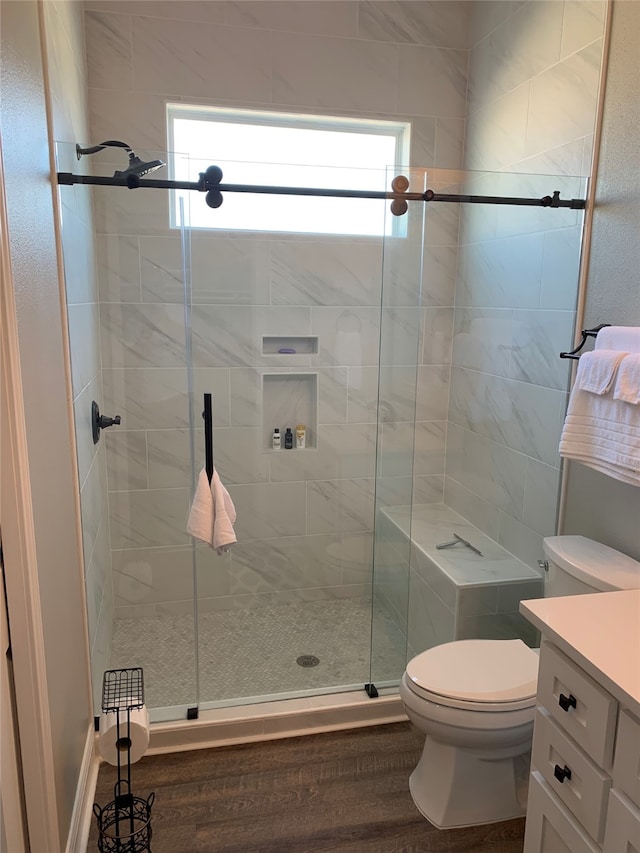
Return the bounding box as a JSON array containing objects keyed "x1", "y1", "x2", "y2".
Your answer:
[{"x1": 376, "y1": 503, "x2": 543, "y2": 654}]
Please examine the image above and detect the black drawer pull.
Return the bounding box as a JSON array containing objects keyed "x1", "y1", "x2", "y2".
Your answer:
[
  {"x1": 558, "y1": 692, "x2": 577, "y2": 712},
  {"x1": 554, "y1": 764, "x2": 572, "y2": 783}
]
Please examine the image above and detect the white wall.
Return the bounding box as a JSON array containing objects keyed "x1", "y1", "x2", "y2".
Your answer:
[{"x1": 0, "y1": 0, "x2": 91, "y2": 846}]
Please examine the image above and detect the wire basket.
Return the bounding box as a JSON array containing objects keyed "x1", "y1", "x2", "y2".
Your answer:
[
  {"x1": 102, "y1": 668, "x2": 145, "y2": 713},
  {"x1": 93, "y1": 792, "x2": 155, "y2": 853}
]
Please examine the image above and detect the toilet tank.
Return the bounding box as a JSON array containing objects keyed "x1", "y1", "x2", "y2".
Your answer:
[{"x1": 542, "y1": 536, "x2": 640, "y2": 597}]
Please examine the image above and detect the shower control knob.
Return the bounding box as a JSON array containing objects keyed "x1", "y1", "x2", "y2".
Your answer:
[
  {"x1": 91, "y1": 401, "x2": 121, "y2": 444},
  {"x1": 99, "y1": 414, "x2": 121, "y2": 429}
]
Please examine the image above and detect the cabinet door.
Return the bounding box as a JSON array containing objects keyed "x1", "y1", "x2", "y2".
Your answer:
[
  {"x1": 537, "y1": 642, "x2": 617, "y2": 768},
  {"x1": 603, "y1": 789, "x2": 640, "y2": 853},
  {"x1": 531, "y1": 708, "x2": 610, "y2": 842},
  {"x1": 524, "y1": 772, "x2": 600, "y2": 853},
  {"x1": 613, "y1": 710, "x2": 640, "y2": 809}
]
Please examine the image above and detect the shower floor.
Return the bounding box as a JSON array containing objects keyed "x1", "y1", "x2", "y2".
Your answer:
[{"x1": 109, "y1": 598, "x2": 406, "y2": 710}]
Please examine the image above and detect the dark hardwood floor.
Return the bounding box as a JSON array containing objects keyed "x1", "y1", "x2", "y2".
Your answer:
[{"x1": 90, "y1": 722, "x2": 525, "y2": 852}]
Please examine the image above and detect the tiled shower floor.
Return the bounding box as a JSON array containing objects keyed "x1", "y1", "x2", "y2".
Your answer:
[{"x1": 109, "y1": 598, "x2": 406, "y2": 710}]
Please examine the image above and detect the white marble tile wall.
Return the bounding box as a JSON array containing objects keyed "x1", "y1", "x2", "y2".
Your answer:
[
  {"x1": 84, "y1": 1, "x2": 469, "y2": 617},
  {"x1": 44, "y1": 1, "x2": 111, "y2": 710},
  {"x1": 446, "y1": 0, "x2": 606, "y2": 570}
]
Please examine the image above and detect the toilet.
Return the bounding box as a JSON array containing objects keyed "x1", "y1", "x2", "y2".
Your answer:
[{"x1": 399, "y1": 535, "x2": 640, "y2": 830}]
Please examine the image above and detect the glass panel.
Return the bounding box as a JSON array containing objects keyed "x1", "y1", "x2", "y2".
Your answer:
[
  {"x1": 370, "y1": 167, "x2": 587, "y2": 681},
  {"x1": 186, "y1": 157, "x2": 390, "y2": 708},
  {"x1": 369, "y1": 168, "x2": 427, "y2": 691},
  {"x1": 57, "y1": 142, "x2": 198, "y2": 720}
]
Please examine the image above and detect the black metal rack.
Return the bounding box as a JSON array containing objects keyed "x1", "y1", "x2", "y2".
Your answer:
[{"x1": 93, "y1": 668, "x2": 155, "y2": 853}]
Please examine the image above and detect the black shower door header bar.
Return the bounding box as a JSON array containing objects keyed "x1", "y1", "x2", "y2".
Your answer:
[{"x1": 56, "y1": 168, "x2": 587, "y2": 210}]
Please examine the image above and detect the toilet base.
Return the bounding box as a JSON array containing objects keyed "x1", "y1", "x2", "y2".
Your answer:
[{"x1": 409, "y1": 736, "x2": 529, "y2": 829}]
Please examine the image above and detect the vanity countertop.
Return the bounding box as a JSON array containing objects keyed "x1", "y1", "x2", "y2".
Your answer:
[{"x1": 520, "y1": 589, "x2": 640, "y2": 716}]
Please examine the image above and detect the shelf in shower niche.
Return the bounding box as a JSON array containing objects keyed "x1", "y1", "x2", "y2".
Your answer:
[
  {"x1": 262, "y1": 372, "x2": 317, "y2": 450},
  {"x1": 262, "y1": 336, "x2": 318, "y2": 355}
]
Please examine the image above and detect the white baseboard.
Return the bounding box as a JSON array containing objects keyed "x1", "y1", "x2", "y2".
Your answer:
[
  {"x1": 147, "y1": 691, "x2": 407, "y2": 755},
  {"x1": 66, "y1": 724, "x2": 100, "y2": 853}
]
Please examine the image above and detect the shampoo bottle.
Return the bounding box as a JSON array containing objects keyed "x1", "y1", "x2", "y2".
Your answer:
[
  {"x1": 284, "y1": 427, "x2": 293, "y2": 449},
  {"x1": 272, "y1": 428, "x2": 281, "y2": 450}
]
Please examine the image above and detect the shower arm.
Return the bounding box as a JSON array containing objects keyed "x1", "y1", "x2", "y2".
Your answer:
[{"x1": 57, "y1": 164, "x2": 587, "y2": 213}]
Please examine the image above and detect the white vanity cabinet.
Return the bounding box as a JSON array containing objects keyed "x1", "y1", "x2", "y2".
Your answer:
[{"x1": 520, "y1": 590, "x2": 640, "y2": 853}]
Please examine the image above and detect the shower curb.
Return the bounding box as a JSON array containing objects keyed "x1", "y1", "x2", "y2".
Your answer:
[{"x1": 144, "y1": 692, "x2": 407, "y2": 756}]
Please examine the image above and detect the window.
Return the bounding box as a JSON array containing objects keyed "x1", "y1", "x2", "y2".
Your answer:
[{"x1": 167, "y1": 105, "x2": 410, "y2": 236}]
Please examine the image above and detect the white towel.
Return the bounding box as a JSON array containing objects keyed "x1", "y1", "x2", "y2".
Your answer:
[
  {"x1": 186, "y1": 467, "x2": 237, "y2": 554},
  {"x1": 577, "y1": 350, "x2": 628, "y2": 394},
  {"x1": 614, "y1": 353, "x2": 640, "y2": 405},
  {"x1": 559, "y1": 377, "x2": 640, "y2": 486},
  {"x1": 596, "y1": 326, "x2": 640, "y2": 353}
]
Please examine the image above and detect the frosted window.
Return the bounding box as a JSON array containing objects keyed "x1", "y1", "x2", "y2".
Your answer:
[{"x1": 167, "y1": 105, "x2": 409, "y2": 236}]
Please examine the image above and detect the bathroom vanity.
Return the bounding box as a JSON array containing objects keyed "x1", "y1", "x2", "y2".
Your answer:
[{"x1": 520, "y1": 589, "x2": 640, "y2": 852}]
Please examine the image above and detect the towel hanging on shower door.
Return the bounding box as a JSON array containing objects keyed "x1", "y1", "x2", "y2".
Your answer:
[{"x1": 187, "y1": 467, "x2": 237, "y2": 554}]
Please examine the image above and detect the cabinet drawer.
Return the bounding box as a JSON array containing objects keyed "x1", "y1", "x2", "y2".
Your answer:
[
  {"x1": 537, "y1": 641, "x2": 617, "y2": 767},
  {"x1": 603, "y1": 788, "x2": 640, "y2": 853},
  {"x1": 613, "y1": 710, "x2": 640, "y2": 809},
  {"x1": 524, "y1": 771, "x2": 600, "y2": 853},
  {"x1": 532, "y1": 707, "x2": 611, "y2": 842}
]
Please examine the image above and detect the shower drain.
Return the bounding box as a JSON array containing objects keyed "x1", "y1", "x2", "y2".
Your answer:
[{"x1": 296, "y1": 654, "x2": 320, "y2": 668}]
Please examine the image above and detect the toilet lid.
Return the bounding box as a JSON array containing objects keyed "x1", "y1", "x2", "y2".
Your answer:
[{"x1": 406, "y1": 639, "x2": 539, "y2": 704}]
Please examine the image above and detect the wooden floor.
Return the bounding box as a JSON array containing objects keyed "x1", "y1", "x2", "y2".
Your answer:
[{"x1": 90, "y1": 722, "x2": 525, "y2": 853}]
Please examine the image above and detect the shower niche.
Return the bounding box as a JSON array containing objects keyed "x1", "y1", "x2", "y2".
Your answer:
[
  {"x1": 262, "y1": 372, "x2": 318, "y2": 450},
  {"x1": 262, "y1": 335, "x2": 318, "y2": 356}
]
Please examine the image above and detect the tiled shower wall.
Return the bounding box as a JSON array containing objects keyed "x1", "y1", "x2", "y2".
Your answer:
[
  {"x1": 84, "y1": 1, "x2": 470, "y2": 617},
  {"x1": 445, "y1": 0, "x2": 606, "y2": 569},
  {"x1": 42, "y1": 1, "x2": 111, "y2": 708}
]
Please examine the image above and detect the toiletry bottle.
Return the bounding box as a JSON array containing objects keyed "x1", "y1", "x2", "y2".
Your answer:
[
  {"x1": 295, "y1": 424, "x2": 306, "y2": 449},
  {"x1": 272, "y1": 428, "x2": 281, "y2": 450},
  {"x1": 284, "y1": 427, "x2": 293, "y2": 449}
]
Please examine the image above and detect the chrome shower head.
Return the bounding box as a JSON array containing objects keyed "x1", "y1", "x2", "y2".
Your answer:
[{"x1": 76, "y1": 140, "x2": 165, "y2": 185}]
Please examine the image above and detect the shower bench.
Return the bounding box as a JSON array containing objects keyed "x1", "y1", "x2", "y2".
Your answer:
[{"x1": 376, "y1": 503, "x2": 544, "y2": 654}]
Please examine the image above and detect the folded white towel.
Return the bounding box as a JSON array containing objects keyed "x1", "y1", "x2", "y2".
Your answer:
[
  {"x1": 613, "y1": 353, "x2": 640, "y2": 405},
  {"x1": 596, "y1": 326, "x2": 640, "y2": 353},
  {"x1": 559, "y1": 377, "x2": 640, "y2": 486},
  {"x1": 187, "y1": 467, "x2": 237, "y2": 554},
  {"x1": 577, "y1": 350, "x2": 628, "y2": 395}
]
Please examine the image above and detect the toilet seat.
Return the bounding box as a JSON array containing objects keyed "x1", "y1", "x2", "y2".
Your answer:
[{"x1": 405, "y1": 639, "x2": 539, "y2": 712}]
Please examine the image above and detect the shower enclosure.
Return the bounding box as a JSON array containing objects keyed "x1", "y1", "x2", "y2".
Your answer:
[{"x1": 57, "y1": 142, "x2": 586, "y2": 721}]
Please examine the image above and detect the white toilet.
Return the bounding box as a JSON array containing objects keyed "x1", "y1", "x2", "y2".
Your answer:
[{"x1": 399, "y1": 535, "x2": 640, "y2": 830}]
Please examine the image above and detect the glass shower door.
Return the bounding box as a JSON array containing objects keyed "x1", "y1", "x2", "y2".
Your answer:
[
  {"x1": 369, "y1": 168, "x2": 428, "y2": 691},
  {"x1": 184, "y1": 156, "x2": 393, "y2": 708},
  {"x1": 58, "y1": 142, "x2": 199, "y2": 720}
]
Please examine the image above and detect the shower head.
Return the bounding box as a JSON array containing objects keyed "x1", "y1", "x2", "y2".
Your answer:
[
  {"x1": 76, "y1": 140, "x2": 165, "y2": 186},
  {"x1": 114, "y1": 154, "x2": 165, "y2": 181}
]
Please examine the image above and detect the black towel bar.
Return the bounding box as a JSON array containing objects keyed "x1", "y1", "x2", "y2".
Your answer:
[
  {"x1": 560, "y1": 324, "x2": 610, "y2": 359},
  {"x1": 203, "y1": 393, "x2": 213, "y2": 484}
]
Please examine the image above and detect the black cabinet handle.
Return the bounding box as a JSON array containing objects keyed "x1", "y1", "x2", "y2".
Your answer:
[
  {"x1": 558, "y1": 692, "x2": 577, "y2": 712},
  {"x1": 554, "y1": 764, "x2": 572, "y2": 783}
]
